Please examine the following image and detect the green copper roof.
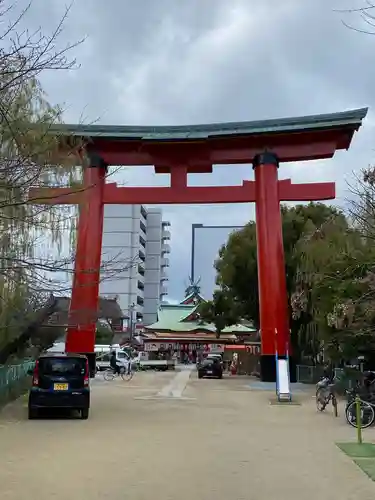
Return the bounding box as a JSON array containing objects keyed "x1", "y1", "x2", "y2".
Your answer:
[
  {"x1": 153, "y1": 304, "x2": 196, "y2": 326},
  {"x1": 144, "y1": 304, "x2": 257, "y2": 334},
  {"x1": 180, "y1": 292, "x2": 205, "y2": 304},
  {"x1": 49, "y1": 108, "x2": 368, "y2": 141}
]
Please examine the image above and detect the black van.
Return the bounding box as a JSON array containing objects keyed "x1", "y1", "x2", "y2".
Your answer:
[{"x1": 28, "y1": 353, "x2": 90, "y2": 420}]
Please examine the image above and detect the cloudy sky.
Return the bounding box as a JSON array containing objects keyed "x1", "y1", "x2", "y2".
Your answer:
[{"x1": 14, "y1": 0, "x2": 375, "y2": 300}]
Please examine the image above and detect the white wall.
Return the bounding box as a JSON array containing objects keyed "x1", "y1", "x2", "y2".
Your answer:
[
  {"x1": 100, "y1": 204, "x2": 146, "y2": 316},
  {"x1": 143, "y1": 208, "x2": 162, "y2": 325},
  {"x1": 99, "y1": 204, "x2": 170, "y2": 324}
]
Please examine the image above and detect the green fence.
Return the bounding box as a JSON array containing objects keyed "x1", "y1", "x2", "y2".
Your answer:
[
  {"x1": 0, "y1": 360, "x2": 35, "y2": 407},
  {"x1": 296, "y1": 365, "x2": 326, "y2": 384},
  {"x1": 296, "y1": 364, "x2": 364, "y2": 395}
]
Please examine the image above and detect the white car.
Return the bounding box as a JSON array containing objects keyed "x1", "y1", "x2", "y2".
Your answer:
[{"x1": 96, "y1": 348, "x2": 131, "y2": 372}]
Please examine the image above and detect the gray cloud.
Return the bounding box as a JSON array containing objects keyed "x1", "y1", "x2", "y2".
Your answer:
[{"x1": 12, "y1": 0, "x2": 375, "y2": 299}]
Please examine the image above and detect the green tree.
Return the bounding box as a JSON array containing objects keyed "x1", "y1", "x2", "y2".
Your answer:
[
  {"x1": 198, "y1": 290, "x2": 241, "y2": 338},
  {"x1": 291, "y1": 209, "x2": 373, "y2": 363},
  {"x1": 214, "y1": 203, "x2": 353, "y2": 363},
  {"x1": 95, "y1": 322, "x2": 115, "y2": 345},
  {"x1": 299, "y1": 166, "x2": 375, "y2": 363}
]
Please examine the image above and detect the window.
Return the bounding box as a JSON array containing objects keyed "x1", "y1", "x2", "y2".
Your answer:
[
  {"x1": 137, "y1": 296, "x2": 144, "y2": 306},
  {"x1": 117, "y1": 351, "x2": 129, "y2": 360},
  {"x1": 97, "y1": 353, "x2": 110, "y2": 362},
  {"x1": 39, "y1": 357, "x2": 86, "y2": 376},
  {"x1": 140, "y1": 206, "x2": 148, "y2": 219},
  {"x1": 138, "y1": 280, "x2": 144, "y2": 290},
  {"x1": 140, "y1": 220, "x2": 147, "y2": 234}
]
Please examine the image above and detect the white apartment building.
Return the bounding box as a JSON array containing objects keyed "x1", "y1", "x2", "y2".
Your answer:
[{"x1": 99, "y1": 205, "x2": 171, "y2": 325}]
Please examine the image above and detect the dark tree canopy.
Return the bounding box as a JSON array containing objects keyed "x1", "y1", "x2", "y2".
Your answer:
[{"x1": 211, "y1": 202, "x2": 375, "y2": 364}]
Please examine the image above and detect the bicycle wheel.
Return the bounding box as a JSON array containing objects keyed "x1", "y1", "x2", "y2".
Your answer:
[
  {"x1": 121, "y1": 368, "x2": 134, "y2": 381},
  {"x1": 345, "y1": 400, "x2": 375, "y2": 428},
  {"x1": 103, "y1": 369, "x2": 115, "y2": 381},
  {"x1": 316, "y1": 388, "x2": 327, "y2": 412}
]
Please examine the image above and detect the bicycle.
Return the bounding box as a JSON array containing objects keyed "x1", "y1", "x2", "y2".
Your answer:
[
  {"x1": 316, "y1": 377, "x2": 338, "y2": 417},
  {"x1": 345, "y1": 385, "x2": 375, "y2": 428},
  {"x1": 103, "y1": 365, "x2": 134, "y2": 382}
]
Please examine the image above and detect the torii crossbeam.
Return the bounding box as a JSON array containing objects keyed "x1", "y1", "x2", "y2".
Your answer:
[{"x1": 29, "y1": 107, "x2": 367, "y2": 381}]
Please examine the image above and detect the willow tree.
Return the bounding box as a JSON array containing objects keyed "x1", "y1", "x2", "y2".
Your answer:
[
  {"x1": 293, "y1": 210, "x2": 375, "y2": 364},
  {"x1": 0, "y1": 1, "x2": 83, "y2": 353},
  {"x1": 0, "y1": 75, "x2": 80, "y2": 350}
]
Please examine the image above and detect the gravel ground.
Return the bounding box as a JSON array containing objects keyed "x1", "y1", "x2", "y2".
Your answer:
[{"x1": 0, "y1": 370, "x2": 374, "y2": 500}]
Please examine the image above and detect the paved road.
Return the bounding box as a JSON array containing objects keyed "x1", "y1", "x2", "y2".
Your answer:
[{"x1": 1, "y1": 369, "x2": 375, "y2": 499}]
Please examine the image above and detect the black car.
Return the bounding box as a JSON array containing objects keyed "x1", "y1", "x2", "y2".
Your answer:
[
  {"x1": 28, "y1": 353, "x2": 90, "y2": 420},
  {"x1": 198, "y1": 358, "x2": 223, "y2": 379}
]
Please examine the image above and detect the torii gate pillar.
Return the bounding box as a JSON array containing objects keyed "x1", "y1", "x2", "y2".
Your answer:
[
  {"x1": 65, "y1": 152, "x2": 107, "y2": 376},
  {"x1": 253, "y1": 152, "x2": 290, "y2": 381}
]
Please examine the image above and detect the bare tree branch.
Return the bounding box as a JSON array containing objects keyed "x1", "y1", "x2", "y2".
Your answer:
[{"x1": 334, "y1": 1, "x2": 375, "y2": 34}]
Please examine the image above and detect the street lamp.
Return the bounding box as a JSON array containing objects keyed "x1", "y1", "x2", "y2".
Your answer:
[
  {"x1": 190, "y1": 223, "x2": 203, "y2": 283},
  {"x1": 190, "y1": 223, "x2": 244, "y2": 284}
]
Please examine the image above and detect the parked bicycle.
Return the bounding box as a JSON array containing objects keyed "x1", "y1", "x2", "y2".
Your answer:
[
  {"x1": 103, "y1": 366, "x2": 134, "y2": 382},
  {"x1": 316, "y1": 376, "x2": 338, "y2": 416},
  {"x1": 345, "y1": 373, "x2": 375, "y2": 428}
]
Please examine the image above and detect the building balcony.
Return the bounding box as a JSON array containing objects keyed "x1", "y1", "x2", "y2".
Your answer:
[
  {"x1": 140, "y1": 206, "x2": 148, "y2": 220},
  {"x1": 162, "y1": 230, "x2": 171, "y2": 240},
  {"x1": 139, "y1": 249, "x2": 145, "y2": 261},
  {"x1": 138, "y1": 263, "x2": 145, "y2": 276},
  {"x1": 161, "y1": 257, "x2": 169, "y2": 267},
  {"x1": 140, "y1": 220, "x2": 147, "y2": 234},
  {"x1": 137, "y1": 296, "x2": 144, "y2": 307},
  {"x1": 160, "y1": 272, "x2": 168, "y2": 281},
  {"x1": 162, "y1": 220, "x2": 171, "y2": 227},
  {"x1": 161, "y1": 244, "x2": 171, "y2": 254},
  {"x1": 160, "y1": 285, "x2": 168, "y2": 296},
  {"x1": 139, "y1": 234, "x2": 146, "y2": 247},
  {"x1": 138, "y1": 280, "x2": 144, "y2": 291}
]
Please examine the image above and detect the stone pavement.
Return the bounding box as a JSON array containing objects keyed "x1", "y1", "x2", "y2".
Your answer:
[{"x1": 0, "y1": 369, "x2": 375, "y2": 499}]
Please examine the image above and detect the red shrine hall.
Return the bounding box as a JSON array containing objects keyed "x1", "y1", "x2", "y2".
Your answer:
[{"x1": 29, "y1": 108, "x2": 367, "y2": 381}]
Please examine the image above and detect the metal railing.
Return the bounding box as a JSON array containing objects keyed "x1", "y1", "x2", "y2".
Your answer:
[
  {"x1": 296, "y1": 364, "x2": 362, "y2": 395},
  {"x1": 296, "y1": 365, "x2": 326, "y2": 384},
  {"x1": 0, "y1": 360, "x2": 35, "y2": 394}
]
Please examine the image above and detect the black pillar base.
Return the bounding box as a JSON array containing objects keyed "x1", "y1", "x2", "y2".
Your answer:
[
  {"x1": 260, "y1": 355, "x2": 276, "y2": 382},
  {"x1": 260, "y1": 355, "x2": 297, "y2": 383}
]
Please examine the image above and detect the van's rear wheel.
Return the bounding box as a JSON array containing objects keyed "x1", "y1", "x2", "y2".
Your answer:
[{"x1": 80, "y1": 408, "x2": 89, "y2": 420}]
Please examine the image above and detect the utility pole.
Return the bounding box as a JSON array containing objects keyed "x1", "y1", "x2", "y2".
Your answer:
[{"x1": 129, "y1": 302, "x2": 136, "y2": 344}]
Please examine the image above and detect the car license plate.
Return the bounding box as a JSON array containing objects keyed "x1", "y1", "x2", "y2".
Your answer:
[
  {"x1": 207, "y1": 370, "x2": 213, "y2": 375},
  {"x1": 54, "y1": 383, "x2": 68, "y2": 391}
]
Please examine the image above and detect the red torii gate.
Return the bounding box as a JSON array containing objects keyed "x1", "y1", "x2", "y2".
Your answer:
[{"x1": 29, "y1": 108, "x2": 367, "y2": 381}]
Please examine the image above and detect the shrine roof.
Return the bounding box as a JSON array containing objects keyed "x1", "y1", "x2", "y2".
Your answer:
[
  {"x1": 142, "y1": 332, "x2": 237, "y2": 341},
  {"x1": 180, "y1": 292, "x2": 205, "y2": 305},
  {"x1": 144, "y1": 303, "x2": 257, "y2": 334},
  {"x1": 50, "y1": 108, "x2": 368, "y2": 141}
]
